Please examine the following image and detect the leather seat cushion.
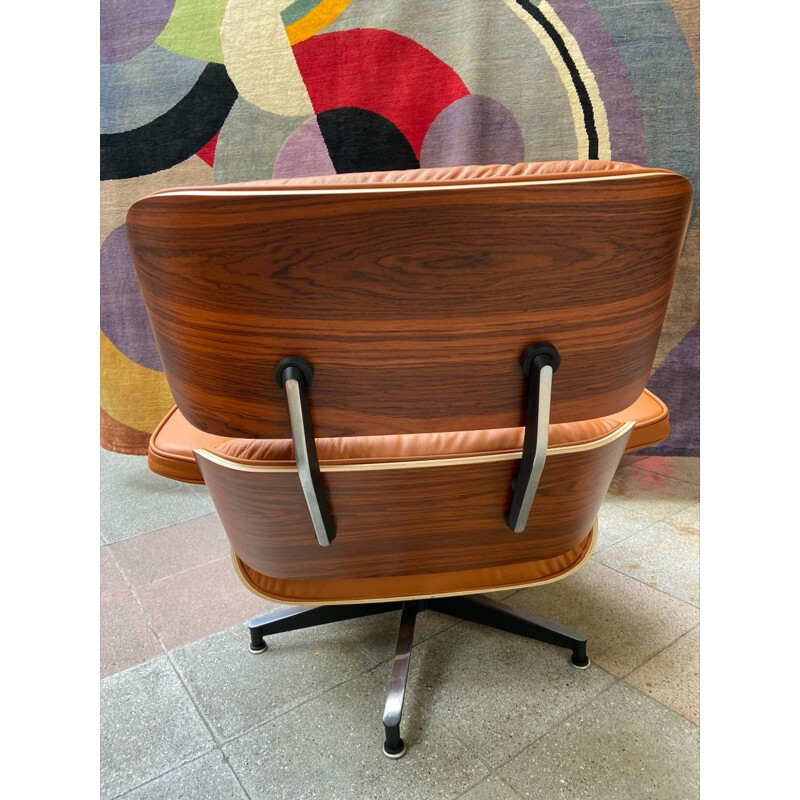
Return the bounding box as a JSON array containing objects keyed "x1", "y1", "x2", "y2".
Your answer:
[
  {"x1": 149, "y1": 389, "x2": 667, "y2": 483},
  {"x1": 148, "y1": 406, "x2": 231, "y2": 483}
]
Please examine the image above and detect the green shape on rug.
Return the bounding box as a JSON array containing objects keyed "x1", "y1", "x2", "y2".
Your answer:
[{"x1": 156, "y1": 0, "x2": 229, "y2": 63}]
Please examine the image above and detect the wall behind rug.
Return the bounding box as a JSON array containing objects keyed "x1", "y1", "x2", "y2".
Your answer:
[{"x1": 101, "y1": 0, "x2": 699, "y2": 456}]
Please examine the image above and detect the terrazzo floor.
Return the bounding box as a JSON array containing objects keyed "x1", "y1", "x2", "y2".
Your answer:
[{"x1": 100, "y1": 450, "x2": 700, "y2": 799}]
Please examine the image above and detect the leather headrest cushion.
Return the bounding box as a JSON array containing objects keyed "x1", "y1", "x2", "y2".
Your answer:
[{"x1": 153, "y1": 160, "x2": 670, "y2": 196}]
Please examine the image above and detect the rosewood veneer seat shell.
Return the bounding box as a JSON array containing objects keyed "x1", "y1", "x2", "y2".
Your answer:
[{"x1": 196, "y1": 417, "x2": 633, "y2": 605}]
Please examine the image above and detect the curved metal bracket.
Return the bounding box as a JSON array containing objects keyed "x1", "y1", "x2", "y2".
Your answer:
[
  {"x1": 276, "y1": 357, "x2": 336, "y2": 547},
  {"x1": 506, "y1": 343, "x2": 560, "y2": 533}
]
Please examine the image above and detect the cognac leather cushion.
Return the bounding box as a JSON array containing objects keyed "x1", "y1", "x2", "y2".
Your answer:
[
  {"x1": 233, "y1": 533, "x2": 596, "y2": 605},
  {"x1": 149, "y1": 389, "x2": 668, "y2": 483},
  {"x1": 148, "y1": 407, "x2": 231, "y2": 483},
  {"x1": 158, "y1": 159, "x2": 670, "y2": 195}
]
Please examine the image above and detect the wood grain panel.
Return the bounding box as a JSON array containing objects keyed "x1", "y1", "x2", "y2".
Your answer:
[
  {"x1": 194, "y1": 424, "x2": 631, "y2": 585},
  {"x1": 128, "y1": 172, "x2": 692, "y2": 438}
]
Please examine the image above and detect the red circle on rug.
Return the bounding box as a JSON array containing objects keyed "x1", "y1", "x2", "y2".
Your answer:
[{"x1": 292, "y1": 28, "x2": 470, "y2": 157}]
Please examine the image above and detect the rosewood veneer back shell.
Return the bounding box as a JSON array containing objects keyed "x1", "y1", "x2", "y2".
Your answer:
[{"x1": 127, "y1": 171, "x2": 692, "y2": 439}]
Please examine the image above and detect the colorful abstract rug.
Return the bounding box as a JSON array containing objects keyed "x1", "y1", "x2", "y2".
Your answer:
[{"x1": 101, "y1": 0, "x2": 699, "y2": 455}]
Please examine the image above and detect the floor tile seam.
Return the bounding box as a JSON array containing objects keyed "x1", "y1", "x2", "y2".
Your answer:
[
  {"x1": 101, "y1": 487, "x2": 182, "y2": 507},
  {"x1": 591, "y1": 509, "x2": 693, "y2": 558},
  {"x1": 101, "y1": 650, "x2": 170, "y2": 683},
  {"x1": 656, "y1": 500, "x2": 701, "y2": 525},
  {"x1": 105, "y1": 566, "x2": 266, "y2": 672},
  {"x1": 366, "y1": 613, "x2": 600, "y2": 755},
  {"x1": 629, "y1": 462, "x2": 700, "y2": 486},
  {"x1": 336, "y1": 616, "x2": 406, "y2": 665},
  {"x1": 125, "y1": 552, "x2": 234, "y2": 591},
  {"x1": 215, "y1": 623, "x2": 519, "y2": 749},
  {"x1": 108, "y1": 544, "x2": 258, "y2": 660},
  {"x1": 412, "y1": 617, "x2": 464, "y2": 648},
  {"x1": 590, "y1": 516, "x2": 666, "y2": 557},
  {"x1": 422, "y1": 714, "x2": 496, "y2": 778},
  {"x1": 219, "y1": 749, "x2": 255, "y2": 800},
  {"x1": 101, "y1": 548, "x2": 172, "y2": 670},
  {"x1": 109, "y1": 746, "x2": 221, "y2": 800},
  {"x1": 603, "y1": 496, "x2": 699, "y2": 517},
  {"x1": 618, "y1": 623, "x2": 700, "y2": 683},
  {"x1": 156, "y1": 608, "x2": 411, "y2": 743},
  {"x1": 452, "y1": 772, "x2": 525, "y2": 800},
  {"x1": 102, "y1": 550, "x2": 229, "y2": 749},
  {"x1": 347, "y1": 634, "x2": 383, "y2": 664},
  {"x1": 102, "y1": 511, "x2": 219, "y2": 545},
  {"x1": 346, "y1": 616, "x2": 465, "y2": 666},
  {"x1": 445, "y1": 736, "x2": 540, "y2": 797},
  {"x1": 443, "y1": 675, "x2": 624, "y2": 777},
  {"x1": 590, "y1": 558, "x2": 700, "y2": 608},
  {"x1": 216, "y1": 658, "x2": 388, "y2": 747},
  {"x1": 621, "y1": 621, "x2": 700, "y2": 680},
  {"x1": 165, "y1": 649, "x2": 228, "y2": 748},
  {"x1": 497, "y1": 675, "x2": 700, "y2": 793},
  {"x1": 617, "y1": 677, "x2": 701, "y2": 728},
  {"x1": 600, "y1": 508, "x2": 664, "y2": 528},
  {"x1": 368, "y1": 618, "x2": 469, "y2": 673},
  {"x1": 497, "y1": 677, "x2": 625, "y2": 779},
  {"x1": 449, "y1": 770, "x2": 513, "y2": 800},
  {"x1": 100, "y1": 548, "x2": 131, "y2": 600}
]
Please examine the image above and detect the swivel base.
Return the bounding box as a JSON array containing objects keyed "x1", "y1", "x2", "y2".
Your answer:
[{"x1": 247, "y1": 593, "x2": 590, "y2": 758}]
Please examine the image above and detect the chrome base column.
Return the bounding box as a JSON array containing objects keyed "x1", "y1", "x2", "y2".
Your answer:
[{"x1": 382, "y1": 602, "x2": 420, "y2": 758}]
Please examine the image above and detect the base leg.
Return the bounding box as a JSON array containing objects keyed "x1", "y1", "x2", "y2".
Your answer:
[
  {"x1": 249, "y1": 626, "x2": 268, "y2": 654},
  {"x1": 382, "y1": 602, "x2": 419, "y2": 758},
  {"x1": 248, "y1": 601, "x2": 403, "y2": 655},
  {"x1": 429, "y1": 594, "x2": 589, "y2": 668}
]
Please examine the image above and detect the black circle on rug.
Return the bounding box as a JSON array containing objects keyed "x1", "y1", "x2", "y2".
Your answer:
[{"x1": 316, "y1": 107, "x2": 420, "y2": 173}]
